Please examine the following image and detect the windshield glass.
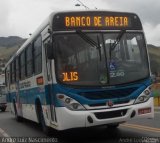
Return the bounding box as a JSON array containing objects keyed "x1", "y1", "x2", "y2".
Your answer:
[
  {"x1": 55, "y1": 32, "x2": 149, "y2": 86},
  {"x1": 0, "y1": 86, "x2": 5, "y2": 94}
]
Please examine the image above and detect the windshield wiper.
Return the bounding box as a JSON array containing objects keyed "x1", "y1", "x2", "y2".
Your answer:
[
  {"x1": 109, "y1": 30, "x2": 126, "y2": 60},
  {"x1": 97, "y1": 35, "x2": 102, "y2": 61},
  {"x1": 76, "y1": 30, "x2": 102, "y2": 61},
  {"x1": 110, "y1": 30, "x2": 126, "y2": 50}
]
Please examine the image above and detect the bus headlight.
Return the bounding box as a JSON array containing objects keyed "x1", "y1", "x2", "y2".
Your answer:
[
  {"x1": 134, "y1": 88, "x2": 151, "y2": 104},
  {"x1": 57, "y1": 94, "x2": 86, "y2": 111}
]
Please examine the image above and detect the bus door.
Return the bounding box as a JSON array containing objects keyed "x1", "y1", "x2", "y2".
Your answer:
[
  {"x1": 15, "y1": 58, "x2": 23, "y2": 117},
  {"x1": 15, "y1": 81, "x2": 23, "y2": 116},
  {"x1": 43, "y1": 36, "x2": 57, "y2": 123}
]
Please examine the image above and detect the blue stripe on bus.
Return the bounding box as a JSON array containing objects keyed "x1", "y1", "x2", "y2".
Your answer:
[
  {"x1": 51, "y1": 78, "x2": 152, "y2": 107},
  {"x1": 6, "y1": 78, "x2": 152, "y2": 107},
  {"x1": 7, "y1": 87, "x2": 46, "y2": 105}
]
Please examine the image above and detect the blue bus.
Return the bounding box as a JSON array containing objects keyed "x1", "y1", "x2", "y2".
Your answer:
[{"x1": 5, "y1": 10, "x2": 154, "y2": 134}]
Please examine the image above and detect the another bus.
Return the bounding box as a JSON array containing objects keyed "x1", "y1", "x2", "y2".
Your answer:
[
  {"x1": 0, "y1": 74, "x2": 6, "y2": 112},
  {"x1": 5, "y1": 11, "x2": 154, "y2": 134}
]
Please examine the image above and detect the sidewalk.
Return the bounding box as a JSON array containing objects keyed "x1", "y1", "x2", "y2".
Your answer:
[{"x1": 154, "y1": 106, "x2": 160, "y2": 112}]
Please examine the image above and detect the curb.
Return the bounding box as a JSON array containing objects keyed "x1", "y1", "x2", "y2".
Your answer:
[{"x1": 154, "y1": 107, "x2": 160, "y2": 112}]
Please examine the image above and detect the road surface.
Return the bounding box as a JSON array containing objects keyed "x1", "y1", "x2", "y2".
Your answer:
[{"x1": 0, "y1": 110, "x2": 160, "y2": 143}]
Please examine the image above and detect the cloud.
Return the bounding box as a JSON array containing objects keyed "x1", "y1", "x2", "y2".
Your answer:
[
  {"x1": 100, "y1": 0, "x2": 160, "y2": 25},
  {"x1": 7, "y1": 0, "x2": 85, "y2": 37},
  {"x1": 144, "y1": 23, "x2": 160, "y2": 46},
  {"x1": 8, "y1": 0, "x2": 54, "y2": 38},
  {"x1": 0, "y1": 0, "x2": 160, "y2": 46},
  {"x1": 0, "y1": 0, "x2": 11, "y2": 36},
  {"x1": 95, "y1": 0, "x2": 160, "y2": 46}
]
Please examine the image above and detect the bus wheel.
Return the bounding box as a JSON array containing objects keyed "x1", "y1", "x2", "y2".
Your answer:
[
  {"x1": 36, "y1": 103, "x2": 51, "y2": 136},
  {"x1": 13, "y1": 101, "x2": 23, "y2": 122},
  {"x1": 107, "y1": 123, "x2": 119, "y2": 129},
  {"x1": 1, "y1": 107, "x2": 6, "y2": 112}
]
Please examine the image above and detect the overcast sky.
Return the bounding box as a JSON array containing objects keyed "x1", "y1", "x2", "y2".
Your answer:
[{"x1": 0, "y1": 0, "x2": 160, "y2": 46}]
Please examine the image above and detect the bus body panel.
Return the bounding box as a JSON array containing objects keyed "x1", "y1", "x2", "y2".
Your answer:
[{"x1": 55, "y1": 97, "x2": 154, "y2": 130}]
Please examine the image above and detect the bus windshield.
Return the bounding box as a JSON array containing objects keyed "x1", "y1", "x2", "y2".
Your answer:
[
  {"x1": 55, "y1": 32, "x2": 149, "y2": 86},
  {"x1": 0, "y1": 86, "x2": 5, "y2": 94}
]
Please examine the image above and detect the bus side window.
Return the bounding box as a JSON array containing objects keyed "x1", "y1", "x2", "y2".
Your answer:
[
  {"x1": 44, "y1": 37, "x2": 52, "y2": 81},
  {"x1": 5, "y1": 67, "x2": 9, "y2": 86},
  {"x1": 26, "y1": 44, "x2": 33, "y2": 77},
  {"x1": 33, "y1": 35, "x2": 42, "y2": 75},
  {"x1": 10, "y1": 61, "x2": 15, "y2": 84},
  {"x1": 7, "y1": 66, "x2": 10, "y2": 87},
  {"x1": 20, "y1": 51, "x2": 26, "y2": 80},
  {"x1": 14, "y1": 60, "x2": 16, "y2": 82},
  {"x1": 9, "y1": 64, "x2": 11, "y2": 85},
  {"x1": 16, "y1": 57, "x2": 20, "y2": 81}
]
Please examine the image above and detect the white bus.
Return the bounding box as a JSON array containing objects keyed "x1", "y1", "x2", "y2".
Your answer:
[{"x1": 5, "y1": 10, "x2": 154, "y2": 134}]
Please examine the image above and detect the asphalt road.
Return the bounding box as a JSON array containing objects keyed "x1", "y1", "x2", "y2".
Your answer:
[{"x1": 0, "y1": 111, "x2": 160, "y2": 143}]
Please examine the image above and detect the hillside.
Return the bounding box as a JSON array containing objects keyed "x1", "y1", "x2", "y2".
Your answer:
[
  {"x1": 0, "y1": 36, "x2": 26, "y2": 60},
  {"x1": 0, "y1": 36, "x2": 25, "y2": 48},
  {"x1": 0, "y1": 36, "x2": 26, "y2": 74}
]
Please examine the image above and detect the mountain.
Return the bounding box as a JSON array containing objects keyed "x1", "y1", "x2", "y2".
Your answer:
[
  {"x1": 0, "y1": 36, "x2": 26, "y2": 60},
  {"x1": 0, "y1": 36, "x2": 26, "y2": 74},
  {"x1": 0, "y1": 36, "x2": 159, "y2": 75},
  {"x1": 0, "y1": 36, "x2": 26, "y2": 48}
]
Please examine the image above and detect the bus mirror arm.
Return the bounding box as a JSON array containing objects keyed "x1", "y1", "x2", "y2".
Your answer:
[{"x1": 46, "y1": 42, "x2": 54, "y2": 59}]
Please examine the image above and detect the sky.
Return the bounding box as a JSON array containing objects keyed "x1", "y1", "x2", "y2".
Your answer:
[{"x1": 0, "y1": 0, "x2": 160, "y2": 46}]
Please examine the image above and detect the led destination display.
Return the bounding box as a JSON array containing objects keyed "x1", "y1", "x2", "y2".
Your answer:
[
  {"x1": 65, "y1": 16, "x2": 129, "y2": 27},
  {"x1": 52, "y1": 11, "x2": 142, "y2": 30}
]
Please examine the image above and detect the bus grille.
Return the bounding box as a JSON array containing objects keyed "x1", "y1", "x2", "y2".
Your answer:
[
  {"x1": 79, "y1": 87, "x2": 137, "y2": 100},
  {"x1": 89, "y1": 100, "x2": 130, "y2": 107},
  {"x1": 94, "y1": 109, "x2": 128, "y2": 119}
]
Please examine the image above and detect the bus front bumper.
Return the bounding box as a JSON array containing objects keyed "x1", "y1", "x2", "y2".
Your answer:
[{"x1": 55, "y1": 97, "x2": 154, "y2": 130}]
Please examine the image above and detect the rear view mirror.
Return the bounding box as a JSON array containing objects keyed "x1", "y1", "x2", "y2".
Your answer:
[{"x1": 46, "y1": 42, "x2": 54, "y2": 59}]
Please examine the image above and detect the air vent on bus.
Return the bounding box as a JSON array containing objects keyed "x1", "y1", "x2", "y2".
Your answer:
[
  {"x1": 79, "y1": 87, "x2": 138, "y2": 100},
  {"x1": 89, "y1": 100, "x2": 130, "y2": 107},
  {"x1": 94, "y1": 109, "x2": 128, "y2": 119}
]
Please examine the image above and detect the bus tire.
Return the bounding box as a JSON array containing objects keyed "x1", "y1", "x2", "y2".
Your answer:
[
  {"x1": 13, "y1": 101, "x2": 23, "y2": 122},
  {"x1": 1, "y1": 107, "x2": 6, "y2": 112},
  {"x1": 36, "y1": 101, "x2": 51, "y2": 136}
]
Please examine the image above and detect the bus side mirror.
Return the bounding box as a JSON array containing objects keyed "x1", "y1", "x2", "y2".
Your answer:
[{"x1": 46, "y1": 42, "x2": 54, "y2": 59}]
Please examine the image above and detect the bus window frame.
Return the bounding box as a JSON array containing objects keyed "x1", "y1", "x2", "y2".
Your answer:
[
  {"x1": 26, "y1": 43, "x2": 34, "y2": 78},
  {"x1": 33, "y1": 35, "x2": 42, "y2": 75},
  {"x1": 19, "y1": 50, "x2": 26, "y2": 80}
]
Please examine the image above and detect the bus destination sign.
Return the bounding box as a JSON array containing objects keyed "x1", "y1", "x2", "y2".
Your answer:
[
  {"x1": 52, "y1": 12, "x2": 142, "y2": 30},
  {"x1": 65, "y1": 16, "x2": 129, "y2": 28}
]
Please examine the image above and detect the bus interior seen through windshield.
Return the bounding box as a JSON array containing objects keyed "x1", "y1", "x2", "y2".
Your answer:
[{"x1": 55, "y1": 31, "x2": 149, "y2": 86}]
